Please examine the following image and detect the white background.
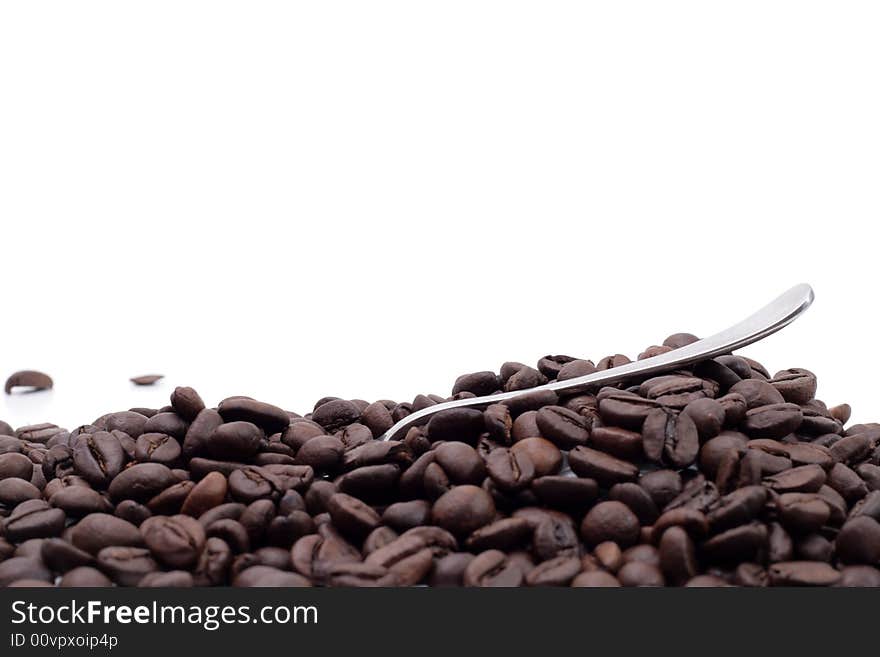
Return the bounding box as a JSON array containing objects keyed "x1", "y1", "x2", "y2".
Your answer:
[{"x1": 1, "y1": 2, "x2": 878, "y2": 429}]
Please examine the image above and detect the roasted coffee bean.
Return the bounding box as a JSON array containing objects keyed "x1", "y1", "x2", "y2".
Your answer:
[
  {"x1": 296, "y1": 435, "x2": 344, "y2": 471},
  {"x1": 836, "y1": 516, "x2": 880, "y2": 564},
  {"x1": 207, "y1": 519, "x2": 251, "y2": 553},
  {"x1": 327, "y1": 493, "x2": 381, "y2": 538},
  {"x1": 228, "y1": 466, "x2": 283, "y2": 503},
  {"x1": 382, "y1": 500, "x2": 431, "y2": 531},
  {"x1": 581, "y1": 501, "x2": 640, "y2": 548},
  {"x1": 535, "y1": 406, "x2": 591, "y2": 448},
  {"x1": 425, "y1": 408, "x2": 484, "y2": 445},
  {"x1": 642, "y1": 408, "x2": 699, "y2": 468},
  {"x1": 486, "y1": 447, "x2": 534, "y2": 492},
  {"x1": 430, "y1": 552, "x2": 474, "y2": 586},
  {"x1": 431, "y1": 485, "x2": 495, "y2": 536},
  {"x1": 598, "y1": 392, "x2": 659, "y2": 430},
  {"x1": 531, "y1": 476, "x2": 598, "y2": 509},
  {"x1": 729, "y1": 380, "x2": 785, "y2": 408},
  {"x1": 510, "y1": 438, "x2": 561, "y2": 477},
  {"x1": 433, "y1": 441, "x2": 485, "y2": 484},
  {"x1": 143, "y1": 413, "x2": 188, "y2": 440},
  {"x1": 744, "y1": 403, "x2": 803, "y2": 439},
  {"x1": 170, "y1": 387, "x2": 205, "y2": 422},
  {"x1": 638, "y1": 470, "x2": 682, "y2": 509},
  {"x1": 682, "y1": 398, "x2": 725, "y2": 439},
  {"x1": 218, "y1": 397, "x2": 290, "y2": 435},
  {"x1": 0, "y1": 557, "x2": 52, "y2": 587},
  {"x1": 0, "y1": 477, "x2": 41, "y2": 508},
  {"x1": 658, "y1": 526, "x2": 698, "y2": 585},
  {"x1": 702, "y1": 522, "x2": 767, "y2": 563},
  {"x1": 71, "y1": 513, "x2": 144, "y2": 554},
  {"x1": 608, "y1": 483, "x2": 659, "y2": 525},
  {"x1": 49, "y1": 486, "x2": 112, "y2": 516},
  {"x1": 464, "y1": 549, "x2": 524, "y2": 586},
  {"x1": 72, "y1": 431, "x2": 126, "y2": 486},
  {"x1": 569, "y1": 446, "x2": 638, "y2": 487},
  {"x1": 4, "y1": 499, "x2": 66, "y2": 541},
  {"x1": 617, "y1": 561, "x2": 665, "y2": 587},
  {"x1": 768, "y1": 561, "x2": 840, "y2": 586},
  {"x1": 769, "y1": 368, "x2": 817, "y2": 405},
  {"x1": 837, "y1": 565, "x2": 880, "y2": 586},
  {"x1": 589, "y1": 426, "x2": 642, "y2": 461},
  {"x1": 312, "y1": 399, "x2": 361, "y2": 431},
  {"x1": 135, "y1": 432, "x2": 181, "y2": 465},
  {"x1": 5, "y1": 370, "x2": 53, "y2": 394},
  {"x1": 130, "y1": 375, "x2": 163, "y2": 386},
  {"x1": 140, "y1": 514, "x2": 206, "y2": 567},
  {"x1": 102, "y1": 411, "x2": 149, "y2": 439},
  {"x1": 97, "y1": 546, "x2": 159, "y2": 586},
  {"x1": 0, "y1": 452, "x2": 35, "y2": 480},
  {"x1": 452, "y1": 371, "x2": 500, "y2": 397}
]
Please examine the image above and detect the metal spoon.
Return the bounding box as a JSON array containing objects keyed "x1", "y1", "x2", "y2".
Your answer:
[{"x1": 380, "y1": 283, "x2": 815, "y2": 442}]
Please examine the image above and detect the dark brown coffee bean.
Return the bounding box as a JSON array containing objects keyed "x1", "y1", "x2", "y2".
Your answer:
[
  {"x1": 381, "y1": 500, "x2": 431, "y2": 531},
  {"x1": 535, "y1": 406, "x2": 591, "y2": 449},
  {"x1": 59, "y1": 566, "x2": 113, "y2": 587},
  {"x1": 826, "y1": 462, "x2": 868, "y2": 502},
  {"x1": 598, "y1": 392, "x2": 659, "y2": 430},
  {"x1": 769, "y1": 368, "x2": 817, "y2": 405},
  {"x1": 312, "y1": 399, "x2": 361, "y2": 431},
  {"x1": 836, "y1": 516, "x2": 880, "y2": 564},
  {"x1": 702, "y1": 522, "x2": 767, "y2": 563},
  {"x1": 743, "y1": 403, "x2": 803, "y2": 439},
  {"x1": 181, "y1": 471, "x2": 227, "y2": 517},
  {"x1": 0, "y1": 477, "x2": 41, "y2": 509},
  {"x1": 636, "y1": 471, "x2": 680, "y2": 511},
  {"x1": 71, "y1": 431, "x2": 126, "y2": 486},
  {"x1": 0, "y1": 557, "x2": 52, "y2": 587},
  {"x1": 531, "y1": 476, "x2": 598, "y2": 509},
  {"x1": 642, "y1": 408, "x2": 699, "y2": 468},
  {"x1": 206, "y1": 519, "x2": 251, "y2": 553},
  {"x1": 837, "y1": 565, "x2": 880, "y2": 586},
  {"x1": 571, "y1": 570, "x2": 621, "y2": 587},
  {"x1": 776, "y1": 493, "x2": 830, "y2": 533},
  {"x1": 485, "y1": 447, "x2": 534, "y2": 492},
  {"x1": 465, "y1": 518, "x2": 532, "y2": 552},
  {"x1": 327, "y1": 492, "x2": 381, "y2": 538},
  {"x1": 228, "y1": 466, "x2": 283, "y2": 503},
  {"x1": 430, "y1": 552, "x2": 474, "y2": 587},
  {"x1": 49, "y1": 486, "x2": 111, "y2": 517},
  {"x1": 581, "y1": 501, "x2": 640, "y2": 548},
  {"x1": 425, "y1": 408, "x2": 484, "y2": 445},
  {"x1": 134, "y1": 432, "x2": 181, "y2": 465},
  {"x1": 4, "y1": 499, "x2": 66, "y2": 541},
  {"x1": 98, "y1": 546, "x2": 159, "y2": 586},
  {"x1": 170, "y1": 386, "x2": 205, "y2": 422},
  {"x1": 464, "y1": 549, "x2": 524, "y2": 586},
  {"x1": 5, "y1": 370, "x2": 53, "y2": 394},
  {"x1": 108, "y1": 463, "x2": 177, "y2": 502},
  {"x1": 569, "y1": 446, "x2": 638, "y2": 487},
  {"x1": 510, "y1": 438, "x2": 561, "y2": 477},
  {"x1": 768, "y1": 561, "x2": 840, "y2": 586},
  {"x1": 617, "y1": 561, "x2": 665, "y2": 586},
  {"x1": 682, "y1": 398, "x2": 725, "y2": 439},
  {"x1": 0, "y1": 452, "x2": 35, "y2": 480},
  {"x1": 729, "y1": 379, "x2": 785, "y2": 408},
  {"x1": 533, "y1": 515, "x2": 580, "y2": 561},
  {"x1": 431, "y1": 485, "x2": 495, "y2": 536},
  {"x1": 658, "y1": 526, "x2": 698, "y2": 585},
  {"x1": 608, "y1": 483, "x2": 659, "y2": 525},
  {"x1": 764, "y1": 464, "x2": 826, "y2": 493},
  {"x1": 141, "y1": 514, "x2": 206, "y2": 568},
  {"x1": 452, "y1": 371, "x2": 500, "y2": 396}
]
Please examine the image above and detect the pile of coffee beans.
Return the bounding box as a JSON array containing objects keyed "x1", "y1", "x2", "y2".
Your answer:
[{"x1": 2, "y1": 334, "x2": 880, "y2": 587}]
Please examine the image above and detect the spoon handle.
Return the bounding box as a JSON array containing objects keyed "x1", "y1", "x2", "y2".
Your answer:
[{"x1": 380, "y1": 283, "x2": 815, "y2": 441}]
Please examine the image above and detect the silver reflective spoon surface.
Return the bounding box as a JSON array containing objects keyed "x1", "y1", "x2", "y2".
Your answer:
[{"x1": 380, "y1": 283, "x2": 815, "y2": 442}]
